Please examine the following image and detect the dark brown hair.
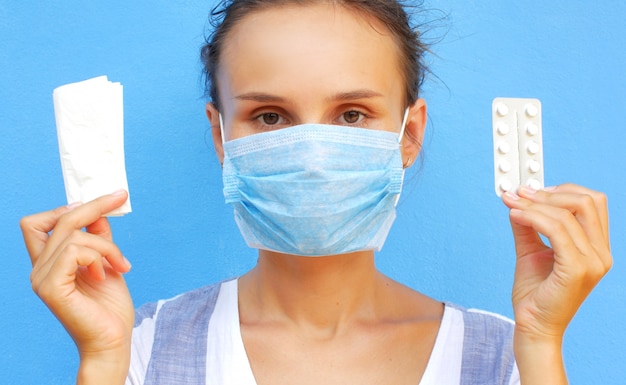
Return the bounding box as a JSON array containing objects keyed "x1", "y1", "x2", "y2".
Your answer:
[{"x1": 200, "y1": 0, "x2": 430, "y2": 110}]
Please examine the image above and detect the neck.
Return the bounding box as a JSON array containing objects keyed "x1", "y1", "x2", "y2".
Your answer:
[{"x1": 238, "y1": 250, "x2": 384, "y2": 338}]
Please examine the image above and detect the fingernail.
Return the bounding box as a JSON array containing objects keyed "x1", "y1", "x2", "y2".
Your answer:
[
  {"x1": 66, "y1": 202, "x2": 83, "y2": 210},
  {"x1": 111, "y1": 189, "x2": 126, "y2": 197},
  {"x1": 504, "y1": 191, "x2": 520, "y2": 200},
  {"x1": 123, "y1": 256, "x2": 132, "y2": 269},
  {"x1": 519, "y1": 186, "x2": 537, "y2": 195},
  {"x1": 543, "y1": 186, "x2": 558, "y2": 192}
]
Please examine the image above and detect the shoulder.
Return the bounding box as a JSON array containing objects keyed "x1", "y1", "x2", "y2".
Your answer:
[
  {"x1": 446, "y1": 302, "x2": 515, "y2": 337},
  {"x1": 127, "y1": 279, "x2": 236, "y2": 385},
  {"x1": 134, "y1": 280, "x2": 228, "y2": 327},
  {"x1": 444, "y1": 303, "x2": 518, "y2": 385},
  {"x1": 445, "y1": 302, "x2": 515, "y2": 354}
]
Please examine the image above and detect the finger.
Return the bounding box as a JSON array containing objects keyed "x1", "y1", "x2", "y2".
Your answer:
[
  {"x1": 41, "y1": 191, "x2": 129, "y2": 263},
  {"x1": 20, "y1": 202, "x2": 82, "y2": 266},
  {"x1": 509, "y1": 206, "x2": 607, "y2": 285},
  {"x1": 518, "y1": 188, "x2": 604, "y2": 243},
  {"x1": 502, "y1": 192, "x2": 548, "y2": 258},
  {"x1": 509, "y1": 203, "x2": 589, "y2": 258},
  {"x1": 516, "y1": 186, "x2": 611, "y2": 269},
  {"x1": 71, "y1": 245, "x2": 107, "y2": 282},
  {"x1": 32, "y1": 229, "x2": 130, "y2": 289},
  {"x1": 34, "y1": 243, "x2": 108, "y2": 304},
  {"x1": 52, "y1": 190, "x2": 128, "y2": 236},
  {"x1": 508, "y1": 211, "x2": 549, "y2": 258},
  {"x1": 86, "y1": 217, "x2": 113, "y2": 242},
  {"x1": 548, "y1": 183, "x2": 610, "y2": 244}
]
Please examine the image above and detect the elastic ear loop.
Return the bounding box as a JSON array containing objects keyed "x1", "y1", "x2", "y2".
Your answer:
[
  {"x1": 219, "y1": 113, "x2": 226, "y2": 145},
  {"x1": 398, "y1": 107, "x2": 410, "y2": 143},
  {"x1": 395, "y1": 108, "x2": 410, "y2": 206}
]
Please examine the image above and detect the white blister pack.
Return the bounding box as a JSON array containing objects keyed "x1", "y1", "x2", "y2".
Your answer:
[{"x1": 492, "y1": 97, "x2": 543, "y2": 196}]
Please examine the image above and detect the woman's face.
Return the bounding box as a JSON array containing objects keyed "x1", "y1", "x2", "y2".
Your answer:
[{"x1": 211, "y1": 3, "x2": 424, "y2": 145}]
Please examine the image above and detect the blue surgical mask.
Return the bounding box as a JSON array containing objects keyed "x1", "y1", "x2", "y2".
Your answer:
[{"x1": 221, "y1": 112, "x2": 408, "y2": 256}]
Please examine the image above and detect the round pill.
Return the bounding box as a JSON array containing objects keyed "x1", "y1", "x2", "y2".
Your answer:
[
  {"x1": 498, "y1": 141, "x2": 511, "y2": 154},
  {"x1": 527, "y1": 159, "x2": 541, "y2": 173},
  {"x1": 499, "y1": 178, "x2": 513, "y2": 192},
  {"x1": 499, "y1": 160, "x2": 512, "y2": 173},
  {"x1": 525, "y1": 122, "x2": 538, "y2": 136},
  {"x1": 525, "y1": 103, "x2": 538, "y2": 117},
  {"x1": 527, "y1": 141, "x2": 539, "y2": 155},
  {"x1": 527, "y1": 178, "x2": 541, "y2": 190},
  {"x1": 496, "y1": 103, "x2": 509, "y2": 117},
  {"x1": 496, "y1": 122, "x2": 510, "y2": 135}
]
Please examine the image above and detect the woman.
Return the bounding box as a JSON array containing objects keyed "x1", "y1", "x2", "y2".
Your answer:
[{"x1": 21, "y1": 1, "x2": 612, "y2": 384}]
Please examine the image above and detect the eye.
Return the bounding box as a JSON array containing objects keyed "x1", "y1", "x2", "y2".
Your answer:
[
  {"x1": 339, "y1": 110, "x2": 367, "y2": 125},
  {"x1": 259, "y1": 113, "x2": 281, "y2": 125},
  {"x1": 343, "y1": 111, "x2": 360, "y2": 123}
]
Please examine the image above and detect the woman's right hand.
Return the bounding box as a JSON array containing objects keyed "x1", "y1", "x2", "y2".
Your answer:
[{"x1": 20, "y1": 190, "x2": 134, "y2": 384}]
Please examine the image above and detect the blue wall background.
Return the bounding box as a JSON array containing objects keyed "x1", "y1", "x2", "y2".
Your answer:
[{"x1": 1, "y1": 1, "x2": 624, "y2": 383}]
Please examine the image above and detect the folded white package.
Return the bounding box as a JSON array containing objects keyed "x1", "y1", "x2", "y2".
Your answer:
[{"x1": 53, "y1": 76, "x2": 131, "y2": 216}]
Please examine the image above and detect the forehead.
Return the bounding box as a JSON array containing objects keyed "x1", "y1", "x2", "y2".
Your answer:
[{"x1": 217, "y1": 3, "x2": 404, "y2": 103}]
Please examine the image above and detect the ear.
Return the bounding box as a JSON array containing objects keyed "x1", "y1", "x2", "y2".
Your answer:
[
  {"x1": 401, "y1": 98, "x2": 427, "y2": 168},
  {"x1": 205, "y1": 102, "x2": 224, "y2": 164}
]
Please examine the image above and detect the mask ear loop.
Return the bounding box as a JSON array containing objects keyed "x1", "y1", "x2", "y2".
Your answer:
[
  {"x1": 219, "y1": 113, "x2": 226, "y2": 145},
  {"x1": 395, "y1": 107, "x2": 410, "y2": 206},
  {"x1": 398, "y1": 108, "x2": 410, "y2": 143}
]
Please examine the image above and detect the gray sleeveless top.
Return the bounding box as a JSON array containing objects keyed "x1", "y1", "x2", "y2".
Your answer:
[{"x1": 128, "y1": 281, "x2": 517, "y2": 384}]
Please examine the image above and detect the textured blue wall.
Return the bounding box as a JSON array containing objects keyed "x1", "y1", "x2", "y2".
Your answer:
[{"x1": 1, "y1": 1, "x2": 624, "y2": 383}]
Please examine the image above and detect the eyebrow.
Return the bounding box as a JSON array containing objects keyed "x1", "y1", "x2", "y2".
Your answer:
[
  {"x1": 233, "y1": 89, "x2": 384, "y2": 103},
  {"x1": 234, "y1": 92, "x2": 287, "y2": 103},
  {"x1": 327, "y1": 89, "x2": 384, "y2": 102}
]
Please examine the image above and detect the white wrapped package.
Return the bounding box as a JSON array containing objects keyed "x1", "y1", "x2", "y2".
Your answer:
[{"x1": 53, "y1": 76, "x2": 131, "y2": 216}]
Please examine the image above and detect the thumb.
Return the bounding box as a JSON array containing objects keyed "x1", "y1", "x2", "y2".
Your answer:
[{"x1": 509, "y1": 209, "x2": 549, "y2": 258}]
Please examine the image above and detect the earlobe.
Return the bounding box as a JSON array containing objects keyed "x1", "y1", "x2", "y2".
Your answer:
[
  {"x1": 401, "y1": 98, "x2": 427, "y2": 165},
  {"x1": 205, "y1": 102, "x2": 224, "y2": 164}
]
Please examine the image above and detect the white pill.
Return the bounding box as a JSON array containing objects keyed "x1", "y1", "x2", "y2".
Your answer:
[
  {"x1": 527, "y1": 178, "x2": 541, "y2": 190},
  {"x1": 496, "y1": 103, "x2": 509, "y2": 117},
  {"x1": 527, "y1": 141, "x2": 539, "y2": 155},
  {"x1": 525, "y1": 103, "x2": 538, "y2": 117},
  {"x1": 496, "y1": 122, "x2": 510, "y2": 135},
  {"x1": 498, "y1": 141, "x2": 511, "y2": 154},
  {"x1": 525, "y1": 122, "x2": 538, "y2": 136},
  {"x1": 499, "y1": 178, "x2": 513, "y2": 192},
  {"x1": 527, "y1": 159, "x2": 541, "y2": 173},
  {"x1": 499, "y1": 160, "x2": 512, "y2": 173}
]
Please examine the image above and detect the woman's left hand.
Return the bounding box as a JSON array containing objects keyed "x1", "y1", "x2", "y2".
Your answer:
[{"x1": 502, "y1": 183, "x2": 612, "y2": 343}]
